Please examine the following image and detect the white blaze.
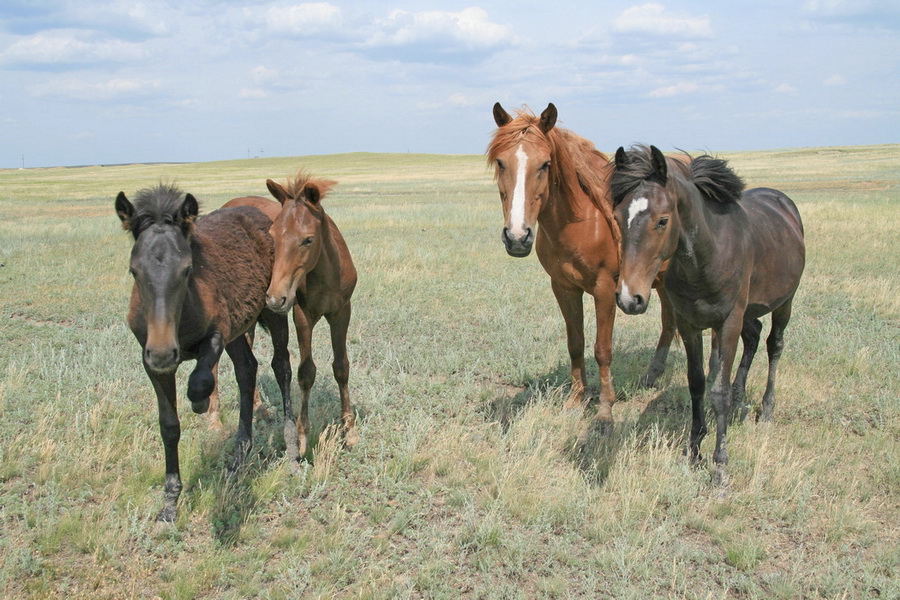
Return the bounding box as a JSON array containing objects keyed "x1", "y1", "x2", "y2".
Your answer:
[
  {"x1": 627, "y1": 196, "x2": 649, "y2": 229},
  {"x1": 509, "y1": 144, "x2": 529, "y2": 237}
]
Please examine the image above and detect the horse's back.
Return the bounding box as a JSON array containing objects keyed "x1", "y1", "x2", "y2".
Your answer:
[{"x1": 193, "y1": 206, "x2": 275, "y2": 340}]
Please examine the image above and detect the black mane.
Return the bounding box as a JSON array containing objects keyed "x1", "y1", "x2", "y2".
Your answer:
[
  {"x1": 611, "y1": 145, "x2": 745, "y2": 205},
  {"x1": 690, "y1": 155, "x2": 745, "y2": 204},
  {"x1": 610, "y1": 144, "x2": 658, "y2": 206},
  {"x1": 130, "y1": 183, "x2": 196, "y2": 237}
]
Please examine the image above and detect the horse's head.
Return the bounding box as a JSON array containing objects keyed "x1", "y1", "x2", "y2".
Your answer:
[
  {"x1": 488, "y1": 102, "x2": 558, "y2": 257},
  {"x1": 115, "y1": 185, "x2": 198, "y2": 372},
  {"x1": 265, "y1": 174, "x2": 334, "y2": 313},
  {"x1": 612, "y1": 145, "x2": 679, "y2": 315}
]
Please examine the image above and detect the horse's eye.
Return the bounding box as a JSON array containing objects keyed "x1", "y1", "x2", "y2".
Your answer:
[
  {"x1": 656, "y1": 217, "x2": 669, "y2": 230},
  {"x1": 301, "y1": 237, "x2": 314, "y2": 247},
  {"x1": 128, "y1": 267, "x2": 137, "y2": 278},
  {"x1": 182, "y1": 266, "x2": 193, "y2": 278},
  {"x1": 496, "y1": 159, "x2": 505, "y2": 170},
  {"x1": 540, "y1": 161, "x2": 551, "y2": 172}
]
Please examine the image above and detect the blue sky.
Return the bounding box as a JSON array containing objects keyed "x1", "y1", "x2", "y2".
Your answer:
[{"x1": 1, "y1": 1, "x2": 898, "y2": 168}]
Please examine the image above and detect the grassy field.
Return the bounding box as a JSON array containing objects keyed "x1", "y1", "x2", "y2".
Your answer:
[{"x1": 0, "y1": 145, "x2": 897, "y2": 599}]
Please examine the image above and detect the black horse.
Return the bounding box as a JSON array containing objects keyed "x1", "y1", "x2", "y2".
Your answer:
[
  {"x1": 611, "y1": 145, "x2": 805, "y2": 484},
  {"x1": 116, "y1": 184, "x2": 294, "y2": 521}
]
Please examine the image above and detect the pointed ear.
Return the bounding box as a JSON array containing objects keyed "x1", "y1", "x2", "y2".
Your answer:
[
  {"x1": 493, "y1": 102, "x2": 512, "y2": 127},
  {"x1": 302, "y1": 182, "x2": 321, "y2": 205},
  {"x1": 266, "y1": 179, "x2": 290, "y2": 205},
  {"x1": 539, "y1": 103, "x2": 557, "y2": 133},
  {"x1": 614, "y1": 147, "x2": 629, "y2": 169},
  {"x1": 650, "y1": 145, "x2": 668, "y2": 183},
  {"x1": 180, "y1": 193, "x2": 199, "y2": 225},
  {"x1": 115, "y1": 191, "x2": 135, "y2": 231}
]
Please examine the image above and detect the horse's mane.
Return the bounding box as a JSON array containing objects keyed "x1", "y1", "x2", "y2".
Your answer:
[
  {"x1": 690, "y1": 155, "x2": 745, "y2": 204},
  {"x1": 611, "y1": 145, "x2": 743, "y2": 205},
  {"x1": 486, "y1": 107, "x2": 620, "y2": 249},
  {"x1": 283, "y1": 170, "x2": 336, "y2": 202},
  {"x1": 129, "y1": 183, "x2": 196, "y2": 237}
]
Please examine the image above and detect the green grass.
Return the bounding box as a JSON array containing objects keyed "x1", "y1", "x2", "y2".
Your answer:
[{"x1": 1, "y1": 145, "x2": 898, "y2": 599}]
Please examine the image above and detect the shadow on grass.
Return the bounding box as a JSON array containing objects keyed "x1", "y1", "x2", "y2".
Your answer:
[
  {"x1": 179, "y1": 374, "x2": 359, "y2": 545},
  {"x1": 482, "y1": 346, "x2": 693, "y2": 487}
]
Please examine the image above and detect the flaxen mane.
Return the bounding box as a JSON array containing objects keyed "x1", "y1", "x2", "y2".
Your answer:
[{"x1": 486, "y1": 108, "x2": 620, "y2": 250}]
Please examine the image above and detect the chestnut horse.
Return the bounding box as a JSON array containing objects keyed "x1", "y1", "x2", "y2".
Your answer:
[
  {"x1": 263, "y1": 171, "x2": 359, "y2": 456},
  {"x1": 612, "y1": 145, "x2": 805, "y2": 483},
  {"x1": 488, "y1": 103, "x2": 677, "y2": 429},
  {"x1": 115, "y1": 184, "x2": 292, "y2": 521}
]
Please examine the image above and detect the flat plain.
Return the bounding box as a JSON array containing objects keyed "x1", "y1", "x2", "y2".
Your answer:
[{"x1": 0, "y1": 145, "x2": 897, "y2": 599}]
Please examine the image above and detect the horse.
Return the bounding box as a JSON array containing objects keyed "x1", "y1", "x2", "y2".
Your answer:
[
  {"x1": 262, "y1": 171, "x2": 359, "y2": 456},
  {"x1": 611, "y1": 144, "x2": 805, "y2": 483},
  {"x1": 115, "y1": 183, "x2": 293, "y2": 521},
  {"x1": 487, "y1": 103, "x2": 678, "y2": 430}
]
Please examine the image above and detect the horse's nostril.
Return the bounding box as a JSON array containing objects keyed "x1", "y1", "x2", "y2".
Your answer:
[{"x1": 634, "y1": 294, "x2": 644, "y2": 307}]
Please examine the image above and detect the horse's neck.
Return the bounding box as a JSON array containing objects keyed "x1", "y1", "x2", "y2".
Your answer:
[
  {"x1": 309, "y1": 216, "x2": 342, "y2": 278},
  {"x1": 671, "y1": 182, "x2": 730, "y2": 279},
  {"x1": 538, "y1": 171, "x2": 598, "y2": 232}
]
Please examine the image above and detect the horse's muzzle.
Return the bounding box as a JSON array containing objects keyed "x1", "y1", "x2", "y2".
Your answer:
[
  {"x1": 615, "y1": 289, "x2": 649, "y2": 315},
  {"x1": 265, "y1": 294, "x2": 294, "y2": 314},
  {"x1": 502, "y1": 227, "x2": 534, "y2": 257},
  {"x1": 144, "y1": 346, "x2": 180, "y2": 373}
]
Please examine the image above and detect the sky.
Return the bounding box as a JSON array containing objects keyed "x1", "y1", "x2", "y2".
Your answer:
[{"x1": 1, "y1": 1, "x2": 898, "y2": 168}]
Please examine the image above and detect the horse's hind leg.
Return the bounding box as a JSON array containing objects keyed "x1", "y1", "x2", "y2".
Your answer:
[
  {"x1": 760, "y1": 298, "x2": 793, "y2": 423},
  {"x1": 207, "y1": 361, "x2": 224, "y2": 431},
  {"x1": 261, "y1": 308, "x2": 297, "y2": 461},
  {"x1": 641, "y1": 282, "x2": 677, "y2": 389},
  {"x1": 224, "y1": 333, "x2": 258, "y2": 469},
  {"x1": 731, "y1": 318, "x2": 762, "y2": 424},
  {"x1": 327, "y1": 302, "x2": 358, "y2": 448}
]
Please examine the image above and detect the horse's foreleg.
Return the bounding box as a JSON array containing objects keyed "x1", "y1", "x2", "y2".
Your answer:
[
  {"x1": 224, "y1": 333, "x2": 258, "y2": 469},
  {"x1": 592, "y1": 274, "x2": 618, "y2": 428},
  {"x1": 145, "y1": 366, "x2": 182, "y2": 522},
  {"x1": 293, "y1": 307, "x2": 316, "y2": 457},
  {"x1": 710, "y1": 312, "x2": 744, "y2": 485},
  {"x1": 761, "y1": 298, "x2": 793, "y2": 422},
  {"x1": 551, "y1": 280, "x2": 586, "y2": 409},
  {"x1": 207, "y1": 360, "x2": 223, "y2": 431},
  {"x1": 261, "y1": 309, "x2": 296, "y2": 460},
  {"x1": 679, "y1": 323, "x2": 706, "y2": 463},
  {"x1": 642, "y1": 281, "x2": 677, "y2": 388},
  {"x1": 187, "y1": 331, "x2": 225, "y2": 414},
  {"x1": 731, "y1": 318, "x2": 762, "y2": 424},
  {"x1": 326, "y1": 302, "x2": 358, "y2": 448}
]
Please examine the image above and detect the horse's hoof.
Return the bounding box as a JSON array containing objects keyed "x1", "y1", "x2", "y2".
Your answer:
[
  {"x1": 191, "y1": 398, "x2": 210, "y2": 414},
  {"x1": 156, "y1": 505, "x2": 177, "y2": 523},
  {"x1": 343, "y1": 428, "x2": 361, "y2": 448}
]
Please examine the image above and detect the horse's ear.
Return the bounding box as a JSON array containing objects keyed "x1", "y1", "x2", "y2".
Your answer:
[
  {"x1": 266, "y1": 179, "x2": 290, "y2": 205},
  {"x1": 614, "y1": 147, "x2": 628, "y2": 169},
  {"x1": 493, "y1": 102, "x2": 512, "y2": 127},
  {"x1": 539, "y1": 103, "x2": 557, "y2": 133},
  {"x1": 650, "y1": 145, "x2": 668, "y2": 183},
  {"x1": 115, "y1": 192, "x2": 135, "y2": 231},
  {"x1": 303, "y1": 183, "x2": 321, "y2": 205},
  {"x1": 180, "y1": 193, "x2": 199, "y2": 225}
]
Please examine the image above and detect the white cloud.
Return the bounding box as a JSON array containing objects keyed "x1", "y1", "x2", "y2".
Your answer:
[
  {"x1": 648, "y1": 81, "x2": 698, "y2": 97},
  {"x1": 266, "y1": 3, "x2": 343, "y2": 35},
  {"x1": 239, "y1": 87, "x2": 268, "y2": 99},
  {"x1": 0, "y1": 30, "x2": 145, "y2": 65},
  {"x1": 367, "y1": 7, "x2": 512, "y2": 50},
  {"x1": 775, "y1": 83, "x2": 797, "y2": 94},
  {"x1": 31, "y1": 78, "x2": 160, "y2": 101},
  {"x1": 824, "y1": 74, "x2": 847, "y2": 86},
  {"x1": 614, "y1": 4, "x2": 712, "y2": 38}
]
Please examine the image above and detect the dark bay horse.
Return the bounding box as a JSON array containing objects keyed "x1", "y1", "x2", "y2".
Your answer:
[
  {"x1": 611, "y1": 145, "x2": 805, "y2": 483},
  {"x1": 115, "y1": 184, "x2": 292, "y2": 521},
  {"x1": 263, "y1": 171, "x2": 359, "y2": 456},
  {"x1": 488, "y1": 103, "x2": 677, "y2": 429}
]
